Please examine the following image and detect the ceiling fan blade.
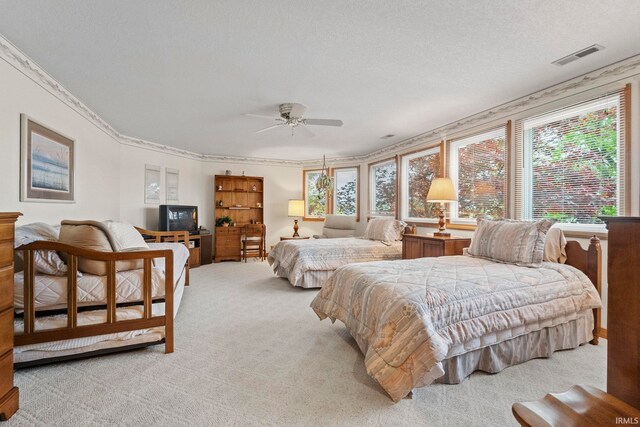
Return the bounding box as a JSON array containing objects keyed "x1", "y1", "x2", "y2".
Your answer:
[
  {"x1": 304, "y1": 118, "x2": 343, "y2": 127},
  {"x1": 245, "y1": 113, "x2": 279, "y2": 120},
  {"x1": 297, "y1": 125, "x2": 315, "y2": 138},
  {"x1": 255, "y1": 124, "x2": 284, "y2": 133},
  {"x1": 289, "y1": 103, "x2": 308, "y2": 118}
]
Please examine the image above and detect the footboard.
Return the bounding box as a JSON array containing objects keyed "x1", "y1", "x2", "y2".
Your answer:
[
  {"x1": 565, "y1": 236, "x2": 601, "y2": 345},
  {"x1": 15, "y1": 242, "x2": 175, "y2": 353}
]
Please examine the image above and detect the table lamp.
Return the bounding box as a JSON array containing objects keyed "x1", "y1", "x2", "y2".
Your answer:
[
  {"x1": 288, "y1": 199, "x2": 305, "y2": 237},
  {"x1": 426, "y1": 177, "x2": 458, "y2": 237}
]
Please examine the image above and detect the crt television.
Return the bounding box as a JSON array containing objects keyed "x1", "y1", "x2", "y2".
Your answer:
[{"x1": 159, "y1": 205, "x2": 198, "y2": 234}]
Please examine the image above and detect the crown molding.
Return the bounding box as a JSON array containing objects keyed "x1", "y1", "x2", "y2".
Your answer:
[
  {"x1": 2, "y1": 32, "x2": 640, "y2": 168},
  {"x1": 357, "y1": 55, "x2": 640, "y2": 163}
]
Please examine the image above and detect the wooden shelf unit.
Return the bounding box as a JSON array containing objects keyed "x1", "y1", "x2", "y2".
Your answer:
[{"x1": 214, "y1": 175, "x2": 265, "y2": 262}]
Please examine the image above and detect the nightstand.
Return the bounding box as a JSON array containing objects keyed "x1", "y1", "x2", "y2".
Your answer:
[
  {"x1": 280, "y1": 236, "x2": 310, "y2": 241},
  {"x1": 402, "y1": 234, "x2": 471, "y2": 259}
]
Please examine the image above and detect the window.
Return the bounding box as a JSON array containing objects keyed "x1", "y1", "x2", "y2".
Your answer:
[
  {"x1": 518, "y1": 91, "x2": 627, "y2": 225},
  {"x1": 449, "y1": 127, "x2": 507, "y2": 221},
  {"x1": 303, "y1": 169, "x2": 327, "y2": 219},
  {"x1": 401, "y1": 147, "x2": 441, "y2": 220},
  {"x1": 333, "y1": 167, "x2": 359, "y2": 217},
  {"x1": 369, "y1": 159, "x2": 397, "y2": 217}
]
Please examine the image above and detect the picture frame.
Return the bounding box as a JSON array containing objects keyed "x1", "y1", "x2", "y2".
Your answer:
[
  {"x1": 20, "y1": 114, "x2": 75, "y2": 203},
  {"x1": 145, "y1": 164, "x2": 161, "y2": 204},
  {"x1": 166, "y1": 167, "x2": 179, "y2": 203}
]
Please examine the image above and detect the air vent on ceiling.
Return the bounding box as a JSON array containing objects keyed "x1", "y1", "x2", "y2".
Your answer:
[
  {"x1": 552, "y1": 44, "x2": 605, "y2": 66},
  {"x1": 380, "y1": 134, "x2": 395, "y2": 139}
]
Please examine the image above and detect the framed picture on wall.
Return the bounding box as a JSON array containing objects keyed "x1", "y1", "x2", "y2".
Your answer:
[
  {"x1": 144, "y1": 164, "x2": 161, "y2": 204},
  {"x1": 166, "y1": 168, "x2": 179, "y2": 203},
  {"x1": 20, "y1": 114, "x2": 75, "y2": 203}
]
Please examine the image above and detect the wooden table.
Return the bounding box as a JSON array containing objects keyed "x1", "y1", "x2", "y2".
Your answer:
[
  {"x1": 513, "y1": 385, "x2": 640, "y2": 426},
  {"x1": 280, "y1": 236, "x2": 310, "y2": 241},
  {"x1": 402, "y1": 234, "x2": 471, "y2": 259}
]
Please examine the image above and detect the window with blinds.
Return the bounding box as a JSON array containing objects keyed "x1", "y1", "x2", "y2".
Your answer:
[
  {"x1": 449, "y1": 127, "x2": 507, "y2": 221},
  {"x1": 369, "y1": 159, "x2": 397, "y2": 217},
  {"x1": 401, "y1": 147, "x2": 441, "y2": 220},
  {"x1": 516, "y1": 88, "x2": 627, "y2": 225},
  {"x1": 333, "y1": 167, "x2": 358, "y2": 216},
  {"x1": 304, "y1": 169, "x2": 326, "y2": 218}
]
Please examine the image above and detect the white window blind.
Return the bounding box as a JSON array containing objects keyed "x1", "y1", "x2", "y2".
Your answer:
[
  {"x1": 449, "y1": 127, "x2": 507, "y2": 221},
  {"x1": 333, "y1": 167, "x2": 358, "y2": 216},
  {"x1": 304, "y1": 170, "x2": 326, "y2": 218},
  {"x1": 401, "y1": 147, "x2": 441, "y2": 220},
  {"x1": 369, "y1": 159, "x2": 397, "y2": 217},
  {"x1": 516, "y1": 89, "x2": 627, "y2": 225}
]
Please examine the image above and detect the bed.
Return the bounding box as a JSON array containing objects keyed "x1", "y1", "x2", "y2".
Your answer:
[
  {"x1": 268, "y1": 238, "x2": 404, "y2": 288},
  {"x1": 268, "y1": 218, "x2": 409, "y2": 288},
  {"x1": 310, "y1": 220, "x2": 602, "y2": 402},
  {"x1": 13, "y1": 221, "x2": 190, "y2": 367}
]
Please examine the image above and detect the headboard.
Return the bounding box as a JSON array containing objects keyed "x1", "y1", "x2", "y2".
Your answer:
[{"x1": 565, "y1": 236, "x2": 602, "y2": 344}]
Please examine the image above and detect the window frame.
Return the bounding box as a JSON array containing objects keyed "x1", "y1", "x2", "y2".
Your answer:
[
  {"x1": 302, "y1": 168, "x2": 328, "y2": 221},
  {"x1": 332, "y1": 165, "x2": 360, "y2": 221},
  {"x1": 400, "y1": 145, "x2": 442, "y2": 223},
  {"x1": 517, "y1": 91, "x2": 628, "y2": 232},
  {"x1": 368, "y1": 157, "x2": 398, "y2": 219},
  {"x1": 448, "y1": 125, "x2": 509, "y2": 224}
]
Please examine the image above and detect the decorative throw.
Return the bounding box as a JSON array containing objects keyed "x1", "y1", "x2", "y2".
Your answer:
[{"x1": 466, "y1": 218, "x2": 555, "y2": 267}]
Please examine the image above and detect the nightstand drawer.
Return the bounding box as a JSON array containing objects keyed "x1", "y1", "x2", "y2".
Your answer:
[{"x1": 403, "y1": 234, "x2": 471, "y2": 259}]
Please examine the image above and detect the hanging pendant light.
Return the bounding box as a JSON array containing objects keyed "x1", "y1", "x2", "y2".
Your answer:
[{"x1": 315, "y1": 155, "x2": 334, "y2": 194}]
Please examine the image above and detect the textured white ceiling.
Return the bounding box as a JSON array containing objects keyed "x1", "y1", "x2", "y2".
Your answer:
[{"x1": 1, "y1": 0, "x2": 640, "y2": 160}]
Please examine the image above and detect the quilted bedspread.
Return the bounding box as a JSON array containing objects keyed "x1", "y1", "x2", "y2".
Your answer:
[
  {"x1": 267, "y1": 237, "x2": 402, "y2": 288},
  {"x1": 310, "y1": 255, "x2": 601, "y2": 401}
]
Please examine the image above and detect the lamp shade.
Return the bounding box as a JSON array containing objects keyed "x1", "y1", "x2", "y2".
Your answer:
[
  {"x1": 288, "y1": 199, "x2": 305, "y2": 217},
  {"x1": 426, "y1": 177, "x2": 458, "y2": 202}
]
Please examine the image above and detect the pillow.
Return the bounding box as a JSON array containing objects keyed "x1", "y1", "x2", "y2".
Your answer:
[
  {"x1": 323, "y1": 214, "x2": 357, "y2": 230},
  {"x1": 543, "y1": 227, "x2": 567, "y2": 263},
  {"x1": 323, "y1": 228, "x2": 356, "y2": 238},
  {"x1": 59, "y1": 220, "x2": 148, "y2": 275},
  {"x1": 364, "y1": 218, "x2": 406, "y2": 242},
  {"x1": 466, "y1": 218, "x2": 555, "y2": 267},
  {"x1": 14, "y1": 222, "x2": 68, "y2": 276}
]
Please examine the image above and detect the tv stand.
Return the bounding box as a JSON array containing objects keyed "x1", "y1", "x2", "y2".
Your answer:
[{"x1": 187, "y1": 234, "x2": 213, "y2": 267}]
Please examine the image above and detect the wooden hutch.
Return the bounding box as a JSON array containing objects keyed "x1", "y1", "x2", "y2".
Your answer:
[{"x1": 214, "y1": 175, "x2": 264, "y2": 262}]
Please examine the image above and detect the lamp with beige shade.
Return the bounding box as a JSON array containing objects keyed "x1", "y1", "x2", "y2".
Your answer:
[
  {"x1": 426, "y1": 177, "x2": 458, "y2": 237},
  {"x1": 288, "y1": 199, "x2": 305, "y2": 237}
]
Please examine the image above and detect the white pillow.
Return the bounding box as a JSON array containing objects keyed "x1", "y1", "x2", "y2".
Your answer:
[
  {"x1": 364, "y1": 218, "x2": 406, "y2": 242},
  {"x1": 466, "y1": 218, "x2": 555, "y2": 267},
  {"x1": 14, "y1": 222, "x2": 68, "y2": 276},
  {"x1": 543, "y1": 227, "x2": 567, "y2": 263},
  {"x1": 102, "y1": 220, "x2": 149, "y2": 251}
]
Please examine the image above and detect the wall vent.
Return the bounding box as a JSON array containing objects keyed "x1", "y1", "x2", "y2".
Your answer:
[{"x1": 552, "y1": 44, "x2": 605, "y2": 66}]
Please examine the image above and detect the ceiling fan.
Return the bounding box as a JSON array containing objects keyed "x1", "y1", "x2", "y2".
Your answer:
[{"x1": 246, "y1": 103, "x2": 343, "y2": 136}]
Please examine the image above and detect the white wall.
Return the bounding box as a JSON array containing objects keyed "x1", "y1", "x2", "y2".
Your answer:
[{"x1": 0, "y1": 59, "x2": 121, "y2": 223}]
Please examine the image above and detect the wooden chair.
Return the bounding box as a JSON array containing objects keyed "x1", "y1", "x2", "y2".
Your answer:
[{"x1": 242, "y1": 224, "x2": 265, "y2": 262}]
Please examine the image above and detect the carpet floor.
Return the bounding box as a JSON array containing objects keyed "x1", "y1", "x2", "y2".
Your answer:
[{"x1": 8, "y1": 261, "x2": 606, "y2": 426}]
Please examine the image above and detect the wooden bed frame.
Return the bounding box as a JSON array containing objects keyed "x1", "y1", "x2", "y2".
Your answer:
[
  {"x1": 14, "y1": 229, "x2": 190, "y2": 364},
  {"x1": 565, "y1": 236, "x2": 602, "y2": 345}
]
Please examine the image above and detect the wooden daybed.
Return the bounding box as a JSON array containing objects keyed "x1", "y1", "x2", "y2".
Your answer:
[{"x1": 14, "y1": 225, "x2": 190, "y2": 367}]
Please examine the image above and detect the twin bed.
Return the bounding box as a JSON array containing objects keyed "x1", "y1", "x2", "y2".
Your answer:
[{"x1": 306, "y1": 219, "x2": 602, "y2": 402}]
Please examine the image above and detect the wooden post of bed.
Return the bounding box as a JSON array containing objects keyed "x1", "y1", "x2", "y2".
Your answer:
[{"x1": 565, "y1": 236, "x2": 601, "y2": 345}]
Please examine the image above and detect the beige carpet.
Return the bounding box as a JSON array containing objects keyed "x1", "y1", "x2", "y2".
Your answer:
[{"x1": 8, "y1": 261, "x2": 606, "y2": 426}]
